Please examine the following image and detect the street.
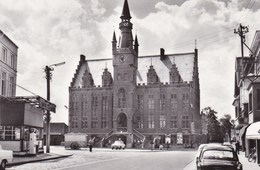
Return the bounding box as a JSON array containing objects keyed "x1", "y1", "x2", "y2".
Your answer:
[{"x1": 8, "y1": 147, "x2": 197, "y2": 170}]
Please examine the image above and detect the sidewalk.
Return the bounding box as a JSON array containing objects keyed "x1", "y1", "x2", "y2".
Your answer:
[
  {"x1": 238, "y1": 151, "x2": 260, "y2": 170},
  {"x1": 7, "y1": 152, "x2": 72, "y2": 167}
]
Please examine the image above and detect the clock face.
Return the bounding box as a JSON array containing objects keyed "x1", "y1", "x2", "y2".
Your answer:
[{"x1": 119, "y1": 56, "x2": 126, "y2": 63}]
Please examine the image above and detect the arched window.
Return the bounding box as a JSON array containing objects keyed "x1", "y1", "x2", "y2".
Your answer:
[{"x1": 118, "y1": 88, "x2": 126, "y2": 108}]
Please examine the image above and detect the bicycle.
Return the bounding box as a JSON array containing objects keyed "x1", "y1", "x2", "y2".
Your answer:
[{"x1": 248, "y1": 147, "x2": 256, "y2": 163}]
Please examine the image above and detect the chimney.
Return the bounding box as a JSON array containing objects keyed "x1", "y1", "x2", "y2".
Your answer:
[
  {"x1": 160, "y1": 48, "x2": 166, "y2": 60},
  {"x1": 80, "y1": 55, "x2": 85, "y2": 62}
]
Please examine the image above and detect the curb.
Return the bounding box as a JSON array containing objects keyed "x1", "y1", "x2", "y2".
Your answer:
[{"x1": 7, "y1": 154, "x2": 73, "y2": 167}]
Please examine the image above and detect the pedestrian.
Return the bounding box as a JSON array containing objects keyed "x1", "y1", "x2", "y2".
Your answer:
[
  {"x1": 235, "y1": 141, "x2": 240, "y2": 154},
  {"x1": 89, "y1": 139, "x2": 94, "y2": 152},
  {"x1": 150, "y1": 141, "x2": 154, "y2": 151},
  {"x1": 166, "y1": 141, "x2": 169, "y2": 150}
]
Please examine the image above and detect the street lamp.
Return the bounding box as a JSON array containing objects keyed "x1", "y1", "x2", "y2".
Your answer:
[{"x1": 44, "y1": 61, "x2": 65, "y2": 153}]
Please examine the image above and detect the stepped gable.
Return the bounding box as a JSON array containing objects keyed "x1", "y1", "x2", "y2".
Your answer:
[{"x1": 81, "y1": 51, "x2": 195, "y2": 86}]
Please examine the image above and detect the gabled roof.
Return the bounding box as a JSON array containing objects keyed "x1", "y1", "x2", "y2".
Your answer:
[{"x1": 70, "y1": 52, "x2": 196, "y2": 88}]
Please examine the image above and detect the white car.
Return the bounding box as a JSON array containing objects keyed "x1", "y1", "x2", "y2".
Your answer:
[
  {"x1": 111, "y1": 140, "x2": 125, "y2": 150},
  {"x1": 0, "y1": 144, "x2": 13, "y2": 170}
]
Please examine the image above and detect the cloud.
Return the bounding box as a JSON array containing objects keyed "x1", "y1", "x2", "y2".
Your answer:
[{"x1": 1, "y1": 0, "x2": 260, "y2": 123}]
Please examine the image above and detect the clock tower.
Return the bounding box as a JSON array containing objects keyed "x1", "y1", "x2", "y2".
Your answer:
[{"x1": 112, "y1": 0, "x2": 138, "y2": 147}]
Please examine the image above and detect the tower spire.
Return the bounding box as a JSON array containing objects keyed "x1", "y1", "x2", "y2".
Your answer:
[{"x1": 121, "y1": 0, "x2": 131, "y2": 21}]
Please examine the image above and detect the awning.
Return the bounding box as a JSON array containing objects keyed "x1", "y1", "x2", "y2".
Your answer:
[
  {"x1": 246, "y1": 121, "x2": 260, "y2": 139},
  {"x1": 240, "y1": 125, "x2": 249, "y2": 138}
]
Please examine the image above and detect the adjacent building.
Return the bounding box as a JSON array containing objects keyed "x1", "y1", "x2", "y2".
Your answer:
[
  {"x1": 0, "y1": 30, "x2": 18, "y2": 97},
  {"x1": 43, "y1": 122, "x2": 68, "y2": 145},
  {"x1": 0, "y1": 30, "x2": 54, "y2": 155},
  {"x1": 233, "y1": 30, "x2": 260, "y2": 163},
  {"x1": 69, "y1": 0, "x2": 201, "y2": 148}
]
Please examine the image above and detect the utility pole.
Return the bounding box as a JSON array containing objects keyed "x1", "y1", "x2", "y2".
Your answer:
[
  {"x1": 234, "y1": 23, "x2": 249, "y2": 58},
  {"x1": 44, "y1": 62, "x2": 65, "y2": 153},
  {"x1": 234, "y1": 24, "x2": 249, "y2": 77}
]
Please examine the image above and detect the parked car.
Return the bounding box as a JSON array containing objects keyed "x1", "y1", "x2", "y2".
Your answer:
[
  {"x1": 196, "y1": 144, "x2": 242, "y2": 170},
  {"x1": 111, "y1": 140, "x2": 125, "y2": 150},
  {"x1": 223, "y1": 142, "x2": 235, "y2": 149},
  {"x1": 0, "y1": 144, "x2": 13, "y2": 170},
  {"x1": 196, "y1": 143, "x2": 222, "y2": 160}
]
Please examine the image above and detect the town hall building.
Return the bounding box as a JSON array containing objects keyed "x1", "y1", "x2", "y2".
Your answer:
[{"x1": 69, "y1": 0, "x2": 201, "y2": 148}]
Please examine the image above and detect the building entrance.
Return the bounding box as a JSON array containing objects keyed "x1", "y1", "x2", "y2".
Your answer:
[{"x1": 117, "y1": 113, "x2": 127, "y2": 133}]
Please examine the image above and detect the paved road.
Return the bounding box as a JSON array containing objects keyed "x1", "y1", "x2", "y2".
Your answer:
[
  {"x1": 8, "y1": 147, "x2": 197, "y2": 170},
  {"x1": 58, "y1": 150, "x2": 196, "y2": 170}
]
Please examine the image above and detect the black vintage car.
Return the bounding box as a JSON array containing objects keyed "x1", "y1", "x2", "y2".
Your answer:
[{"x1": 196, "y1": 144, "x2": 243, "y2": 170}]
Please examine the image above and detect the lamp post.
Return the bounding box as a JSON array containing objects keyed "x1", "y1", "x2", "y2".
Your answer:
[{"x1": 44, "y1": 61, "x2": 65, "y2": 153}]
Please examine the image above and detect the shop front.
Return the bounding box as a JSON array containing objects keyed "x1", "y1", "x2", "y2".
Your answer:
[
  {"x1": 245, "y1": 121, "x2": 260, "y2": 164},
  {"x1": 0, "y1": 98, "x2": 45, "y2": 155}
]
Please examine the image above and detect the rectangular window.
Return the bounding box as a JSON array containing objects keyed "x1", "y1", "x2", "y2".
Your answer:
[
  {"x1": 101, "y1": 96, "x2": 108, "y2": 128},
  {"x1": 249, "y1": 93, "x2": 252, "y2": 112},
  {"x1": 101, "y1": 117, "x2": 108, "y2": 129},
  {"x1": 148, "y1": 115, "x2": 154, "y2": 129},
  {"x1": 171, "y1": 94, "x2": 177, "y2": 109},
  {"x1": 71, "y1": 117, "x2": 78, "y2": 128},
  {"x1": 160, "y1": 94, "x2": 166, "y2": 110},
  {"x1": 136, "y1": 116, "x2": 143, "y2": 129},
  {"x1": 81, "y1": 117, "x2": 88, "y2": 129},
  {"x1": 91, "y1": 117, "x2": 98, "y2": 128},
  {"x1": 148, "y1": 95, "x2": 154, "y2": 109},
  {"x1": 2, "y1": 47, "x2": 7, "y2": 62},
  {"x1": 10, "y1": 54, "x2": 16, "y2": 69},
  {"x1": 9, "y1": 77, "x2": 14, "y2": 96},
  {"x1": 170, "y1": 115, "x2": 177, "y2": 128},
  {"x1": 182, "y1": 116, "x2": 189, "y2": 129},
  {"x1": 1, "y1": 72, "x2": 6, "y2": 96},
  {"x1": 0, "y1": 126, "x2": 20, "y2": 140},
  {"x1": 137, "y1": 95, "x2": 143, "y2": 110},
  {"x1": 257, "y1": 89, "x2": 260, "y2": 110},
  {"x1": 159, "y1": 115, "x2": 166, "y2": 128}
]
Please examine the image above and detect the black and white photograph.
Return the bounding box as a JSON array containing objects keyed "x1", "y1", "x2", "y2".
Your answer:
[{"x1": 1, "y1": 0, "x2": 260, "y2": 169}]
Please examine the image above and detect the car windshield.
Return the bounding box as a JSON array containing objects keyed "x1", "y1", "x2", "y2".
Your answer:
[
  {"x1": 114, "y1": 141, "x2": 124, "y2": 144},
  {"x1": 202, "y1": 150, "x2": 236, "y2": 160}
]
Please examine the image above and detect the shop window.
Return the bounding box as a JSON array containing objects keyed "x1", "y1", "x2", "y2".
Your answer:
[{"x1": 0, "y1": 126, "x2": 21, "y2": 140}]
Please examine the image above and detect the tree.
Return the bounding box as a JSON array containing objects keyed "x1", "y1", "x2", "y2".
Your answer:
[
  {"x1": 202, "y1": 107, "x2": 223, "y2": 143},
  {"x1": 219, "y1": 114, "x2": 233, "y2": 142}
]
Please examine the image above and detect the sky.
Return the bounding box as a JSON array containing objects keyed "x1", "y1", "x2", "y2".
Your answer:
[{"x1": 1, "y1": 0, "x2": 260, "y2": 124}]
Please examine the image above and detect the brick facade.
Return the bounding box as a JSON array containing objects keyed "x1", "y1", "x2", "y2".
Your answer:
[{"x1": 69, "y1": 0, "x2": 201, "y2": 148}]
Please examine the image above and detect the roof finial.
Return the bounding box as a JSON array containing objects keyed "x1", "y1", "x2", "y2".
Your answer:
[
  {"x1": 151, "y1": 58, "x2": 153, "y2": 66},
  {"x1": 195, "y1": 39, "x2": 197, "y2": 49},
  {"x1": 105, "y1": 62, "x2": 107, "y2": 69}
]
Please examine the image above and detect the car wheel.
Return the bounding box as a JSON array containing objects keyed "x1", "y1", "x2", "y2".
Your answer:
[
  {"x1": 0, "y1": 160, "x2": 6, "y2": 170},
  {"x1": 70, "y1": 142, "x2": 80, "y2": 150}
]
